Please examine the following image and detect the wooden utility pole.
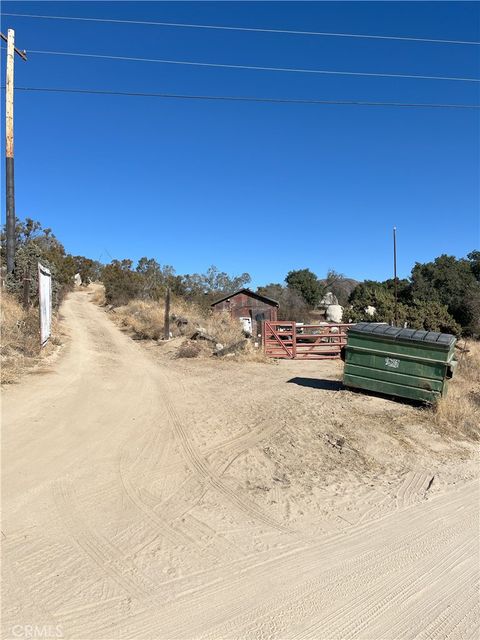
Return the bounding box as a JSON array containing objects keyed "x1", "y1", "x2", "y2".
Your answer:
[
  {"x1": 164, "y1": 287, "x2": 171, "y2": 340},
  {"x1": 393, "y1": 226, "x2": 398, "y2": 327},
  {"x1": 2, "y1": 29, "x2": 27, "y2": 273}
]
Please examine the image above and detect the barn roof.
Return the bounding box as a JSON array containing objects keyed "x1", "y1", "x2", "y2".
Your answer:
[{"x1": 211, "y1": 288, "x2": 279, "y2": 308}]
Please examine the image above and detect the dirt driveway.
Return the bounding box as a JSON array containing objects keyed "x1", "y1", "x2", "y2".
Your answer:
[{"x1": 2, "y1": 290, "x2": 478, "y2": 639}]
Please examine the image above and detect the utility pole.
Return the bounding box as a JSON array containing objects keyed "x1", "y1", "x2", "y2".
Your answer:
[
  {"x1": 2, "y1": 30, "x2": 27, "y2": 274},
  {"x1": 393, "y1": 226, "x2": 398, "y2": 327}
]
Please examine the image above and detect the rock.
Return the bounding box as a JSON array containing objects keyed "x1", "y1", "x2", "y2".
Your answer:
[
  {"x1": 324, "y1": 433, "x2": 345, "y2": 451},
  {"x1": 214, "y1": 339, "x2": 248, "y2": 357},
  {"x1": 191, "y1": 330, "x2": 217, "y2": 344},
  {"x1": 320, "y1": 292, "x2": 338, "y2": 306},
  {"x1": 326, "y1": 305, "x2": 344, "y2": 323}
]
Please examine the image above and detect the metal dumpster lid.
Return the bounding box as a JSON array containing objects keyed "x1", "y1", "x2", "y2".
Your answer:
[{"x1": 349, "y1": 322, "x2": 456, "y2": 348}]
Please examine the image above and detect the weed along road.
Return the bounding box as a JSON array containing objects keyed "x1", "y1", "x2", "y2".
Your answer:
[{"x1": 2, "y1": 290, "x2": 478, "y2": 639}]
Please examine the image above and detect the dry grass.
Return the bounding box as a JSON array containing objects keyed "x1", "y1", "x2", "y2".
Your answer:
[
  {"x1": 89, "y1": 284, "x2": 106, "y2": 306},
  {"x1": 177, "y1": 340, "x2": 211, "y2": 359},
  {"x1": 434, "y1": 341, "x2": 480, "y2": 441},
  {"x1": 1, "y1": 290, "x2": 42, "y2": 383},
  {"x1": 114, "y1": 299, "x2": 165, "y2": 340},
  {"x1": 111, "y1": 296, "x2": 267, "y2": 360}
]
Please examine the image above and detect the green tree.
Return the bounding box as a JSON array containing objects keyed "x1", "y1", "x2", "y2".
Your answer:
[
  {"x1": 411, "y1": 254, "x2": 480, "y2": 336},
  {"x1": 467, "y1": 250, "x2": 480, "y2": 281},
  {"x1": 257, "y1": 283, "x2": 309, "y2": 322},
  {"x1": 347, "y1": 275, "x2": 462, "y2": 335},
  {"x1": 2, "y1": 218, "x2": 77, "y2": 306},
  {"x1": 73, "y1": 256, "x2": 103, "y2": 285},
  {"x1": 285, "y1": 268, "x2": 323, "y2": 307},
  {"x1": 102, "y1": 260, "x2": 142, "y2": 306},
  {"x1": 181, "y1": 266, "x2": 251, "y2": 309},
  {"x1": 406, "y1": 301, "x2": 461, "y2": 335}
]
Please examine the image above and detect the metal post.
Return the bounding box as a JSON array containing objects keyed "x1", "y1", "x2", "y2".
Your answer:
[
  {"x1": 393, "y1": 226, "x2": 398, "y2": 327},
  {"x1": 164, "y1": 287, "x2": 171, "y2": 340},
  {"x1": 292, "y1": 321, "x2": 297, "y2": 359},
  {"x1": 2, "y1": 30, "x2": 26, "y2": 274}
]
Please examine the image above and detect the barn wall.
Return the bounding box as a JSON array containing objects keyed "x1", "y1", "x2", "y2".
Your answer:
[{"x1": 212, "y1": 293, "x2": 278, "y2": 336}]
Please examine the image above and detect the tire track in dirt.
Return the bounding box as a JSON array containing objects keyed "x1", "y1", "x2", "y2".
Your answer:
[
  {"x1": 159, "y1": 375, "x2": 292, "y2": 534},
  {"x1": 81, "y1": 484, "x2": 477, "y2": 640},
  {"x1": 1, "y1": 545, "x2": 60, "y2": 639},
  {"x1": 52, "y1": 479, "x2": 153, "y2": 599},
  {"x1": 293, "y1": 533, "x2": 475, "y2": 639},
  {"x1": 118, "y1": 448, "x2": 240, "y2": 562},
  {"x1": 396, "y1": 470, "x2": 434, "y2": 508},
  {"x1": 199, "y1": 511, "x2": 476, "y2": 640},
  {"x1": 118, "y1": 450, "x2": 199, "y2": 550},
  {"x1": 118, "y1": 386, "x2": 292, "y2": 546},
  {"x1": 377, "y1": 567, "x2": 479, "y2": 640},
  {"x1": 158, "y1": 418, "x2": 286, "y2": 521}
]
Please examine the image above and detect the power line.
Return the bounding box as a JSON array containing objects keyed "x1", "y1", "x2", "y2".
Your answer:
[
  {"x1": 23, "y1": 49, "x2": 480, "y2": 83},
  {"x1": 3, "y1": 12, "x2": 479, "y2": 45},
  {"x1": 5, "y1": 86, "x2": 479, "y2": 109}
]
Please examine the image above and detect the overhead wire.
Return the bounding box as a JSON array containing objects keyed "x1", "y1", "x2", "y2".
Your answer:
[
  {"x1": 3, "y1": 12, "x2": 480, "y2": 45},
  {"x1": 5, "y1": 86, "x2": 479, "y2": 109},
  {"x1": 21, "y1": 49, "x2": 480, "y2": 83}
]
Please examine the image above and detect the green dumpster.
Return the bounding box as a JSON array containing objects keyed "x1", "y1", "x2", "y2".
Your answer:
[{"x1": 343, "y1": 323, "x2": 457, "y2": 403}]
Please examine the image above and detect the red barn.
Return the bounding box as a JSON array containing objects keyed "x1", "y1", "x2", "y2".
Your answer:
[{"x1": 211, "y1": 288, "x2": 279, "y2": 337}]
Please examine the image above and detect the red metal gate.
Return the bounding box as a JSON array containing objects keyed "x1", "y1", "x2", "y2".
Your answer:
[{"x1": 263, "y1": 321, "x2": 349, "y2": 360}]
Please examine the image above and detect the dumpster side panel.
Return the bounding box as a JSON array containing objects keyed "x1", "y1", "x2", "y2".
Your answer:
[
  {"x1": 345, "y1": 349, "x2": 447, "y2": 381},
  {"x1": 343, "y1": 372, "x2": 441, "y2": 403},
  {"x1": 343, "y1": 328, "x2": 456, "y2": 403},
  {"x1": 346, "y1": 334, "x2": 454, "y2": 362},
  {"x1": 344, "y1": 363, "x2": 445, "y2": 393}
]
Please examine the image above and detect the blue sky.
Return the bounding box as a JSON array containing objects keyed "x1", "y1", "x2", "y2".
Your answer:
[{"x1": 1, "y1": 1, "x2": 479, "y2": 286}]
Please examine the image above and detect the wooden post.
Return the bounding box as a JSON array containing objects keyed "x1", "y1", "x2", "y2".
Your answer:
[
  {"x1": 164, "y1": 287, "x2": 171, "y2": 340},
  {"x1": 23, "y1": 266, "x2": 30, "y2": 309}
]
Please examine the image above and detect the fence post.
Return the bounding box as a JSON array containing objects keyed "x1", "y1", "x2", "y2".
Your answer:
[
  {"x1": 292, "y1": 321, "x2": 297, "y2": 359},
  {"x1": 23, "y1": 265, "x2": 30, "y2": 309},
  {"x1": 164, "y1": 287, "x2": 171, "y2": 340}
]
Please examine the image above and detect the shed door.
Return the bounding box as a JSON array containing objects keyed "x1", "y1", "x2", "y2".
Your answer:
[{"x1": 239, "y1": 317, "x2": 252, "y2": 335}]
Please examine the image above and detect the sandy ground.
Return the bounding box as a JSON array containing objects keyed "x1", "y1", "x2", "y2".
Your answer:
[{"x1": 2, "y1": 289, "x2": 479, "y2": 640}]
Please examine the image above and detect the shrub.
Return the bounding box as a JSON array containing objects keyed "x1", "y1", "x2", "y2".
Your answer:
[
  {"x1": 434, "y1": 341, "x2": 480, "y2": 441},
  {"x1": 1, "y1": 290, "x2": 42, "y2": 383},
  {"x1": 102, "y1": 260, "x2": 142, "y2": 306}
]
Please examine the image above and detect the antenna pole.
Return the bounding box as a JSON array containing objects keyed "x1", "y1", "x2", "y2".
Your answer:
[{"x1": 393, "y1": 226, "x2": 398, "y2": 326}]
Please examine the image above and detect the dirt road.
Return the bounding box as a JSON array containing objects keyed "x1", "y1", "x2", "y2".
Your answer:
[{"x1": 2, "y1": 291, "x2": 478, "y2": 639}]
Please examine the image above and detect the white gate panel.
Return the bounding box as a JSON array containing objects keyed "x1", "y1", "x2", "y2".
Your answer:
[{"x1": 38, "y1": 262, "x2": 52, "y2": 346}]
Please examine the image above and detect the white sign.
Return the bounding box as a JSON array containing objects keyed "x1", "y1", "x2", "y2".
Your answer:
[{"x1": 38, "y1": 262, "x2": 52, "y2": 346}]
